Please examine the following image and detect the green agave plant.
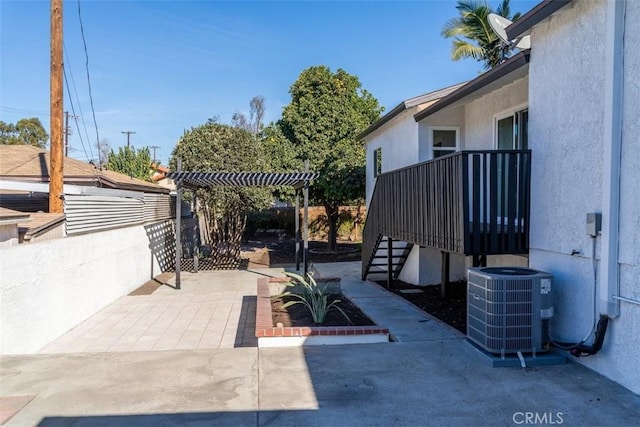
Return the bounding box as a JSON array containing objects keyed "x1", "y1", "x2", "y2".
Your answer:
[{"x1": 277, "y1": 272, "x2": 351, "y2": 325}]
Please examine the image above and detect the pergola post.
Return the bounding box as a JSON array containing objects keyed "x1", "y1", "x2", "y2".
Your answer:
[
  {"x1": 303, "y1": 160, "x2": 310, "y2": 276},
  {"x1": 303, "y1": 182, "x2": 309, "y2": 276},
  {"x1": 175, "y1": 158, "x2": 182, "y2": 290},
  {"x1": 295, "y1": 189, "x2": 300, "y2": 271},
  {"x1": 165, "y1": 169, "x2": 318, "y2": 287}
]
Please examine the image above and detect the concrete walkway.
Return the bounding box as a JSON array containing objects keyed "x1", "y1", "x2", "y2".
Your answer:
[{"x1": 1, "y1": 262, "x2": 639, "y2": 426}]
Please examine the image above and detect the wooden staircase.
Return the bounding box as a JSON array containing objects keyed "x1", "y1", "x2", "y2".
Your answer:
[
  {"x1": 363, "y1": 236, "x2": 414, "y2": 281},
  {"x1": 361, "y1": 150, "x2": 532, "y2": 282}
]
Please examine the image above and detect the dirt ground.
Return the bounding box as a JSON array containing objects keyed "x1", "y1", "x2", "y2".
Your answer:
[
  {"x1": 377, "y1": 279, "x2": 467, "y2": 333},
  {"x1": 271, "y1": 294, "x2": 375, "y2": 327},
  {"x1": 240, "y1": 235, "x2": 464, "y2": 332},
  {"x1": 240, "y1": 235, "x2": 361, "y2": 268}
]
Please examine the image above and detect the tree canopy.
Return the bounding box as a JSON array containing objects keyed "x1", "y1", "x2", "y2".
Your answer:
[
  {"x1": 277, "y1": 65, "x2": 383, "y2": 251},
  {"x1": 0, "y1": 117, "x2": 49, "y2": 148},
  {"x1": 107, "y1": 146, "x2": 152, "y2": 182},
  {"x1": 171, "y1": 122, "x2": 273, "y2": 260},
  {"x1": 442, "y1": 0, "x2": 522, "y2": 69}
]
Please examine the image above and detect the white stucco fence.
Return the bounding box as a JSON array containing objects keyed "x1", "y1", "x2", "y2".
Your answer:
[{"x1": 0, "y1": 220, "x2": 174, "y2": 354}]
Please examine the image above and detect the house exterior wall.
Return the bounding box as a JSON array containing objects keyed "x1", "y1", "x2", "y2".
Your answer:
[
  {"x1": 0, "y1": 220, "x2": 174, "y2": 354},
  {"x1": 528, "y1": 0, "x2": 640, "y2": 395},
  {"x1": 417, "y1": 106, "x2": 466, "y2": 161},
  {"x1": 0, "y1": 224, "x2": 19, "y2": 248},
  {"x1": 365, "y1": 110, "x2": 420, "y2": 207},
  {"x1": 464, "y1": 76, "x2": 529, "y2": 149}
]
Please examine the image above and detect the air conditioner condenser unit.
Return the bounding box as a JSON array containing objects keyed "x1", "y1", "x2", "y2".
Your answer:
[{"x1": 467, "y1": 267, "x2": 554, "y2": 357}]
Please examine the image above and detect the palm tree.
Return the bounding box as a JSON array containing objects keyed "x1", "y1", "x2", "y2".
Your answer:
[{"x1": 442, "y1": 0, "x2": 522, "y2": 69}]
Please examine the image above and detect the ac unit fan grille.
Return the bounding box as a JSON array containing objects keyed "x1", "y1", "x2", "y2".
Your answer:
[{"x1": 466, "y1": 267, "x2": 553, "y2": 354}]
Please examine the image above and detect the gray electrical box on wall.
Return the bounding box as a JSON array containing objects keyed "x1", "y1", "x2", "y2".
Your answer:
[{"x1": 587, "y1": 213, "x2": 602, "y2": 237}]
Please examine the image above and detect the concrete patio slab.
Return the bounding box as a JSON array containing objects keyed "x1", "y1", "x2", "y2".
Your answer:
[
  {"x1": 39, "y1": 268, "x2": 284, "y2": 354},
  {"x1": 1, "y1": 262, "x2": 638, "y2": 426},
  {"x1": 0, "y1": 349, "x2": 258, "y2": 426},
  {"x1": 2, "y1": 341, "x2": 638, "y2": 426}
]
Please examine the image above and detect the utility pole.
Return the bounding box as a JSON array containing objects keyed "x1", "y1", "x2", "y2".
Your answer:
[
  {"x1": 49, "y1": 0, "x2": 64, "y2": 213},
  {"x1": 63, "y1": 111, "x2": 78, "y2": 157},
  {"x1": 149, "y1": 145, "x2": 160, "y2": 164},
  {"x1": 121, "y1": 130, "x2": 135, "y2": 148}
]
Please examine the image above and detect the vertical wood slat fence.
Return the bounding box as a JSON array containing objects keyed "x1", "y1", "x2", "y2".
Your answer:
[{"x1": 362, "y1": 150, "x2": 531, "y2": 280}]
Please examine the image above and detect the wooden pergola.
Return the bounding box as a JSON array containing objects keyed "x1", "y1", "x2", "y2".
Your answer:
[{"x1": 167, "y1": 161, "x2": 318, "y2": 289}]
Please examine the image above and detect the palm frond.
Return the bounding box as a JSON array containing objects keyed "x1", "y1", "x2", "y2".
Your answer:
[{"x1": 451, "y1": 38, "x2": 483, "y2": 61}]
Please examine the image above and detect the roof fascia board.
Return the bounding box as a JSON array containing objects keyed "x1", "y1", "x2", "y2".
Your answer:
[
  {"x1": 414, "y1": 51, "x2": 530, "y2": 122},
  {"x1": 0, "y1": 179, "x2": 145, "y2": 199},
  {"x1": 357, "y1": 102, "x2": 407, "y2": 141},
  {"x1": 506, "y1": 0, "x2": 573, "y2": 39},
  {"x1": 358, "y1": 81, "x2": 468, "y2": 141}
]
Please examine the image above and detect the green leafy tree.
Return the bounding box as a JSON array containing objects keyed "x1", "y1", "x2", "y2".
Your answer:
[
  {"x1": 279, "y1": 66, "x2": 382, "y2": 252},
  {"x1": 0, "y1": 118, "x2": 49, "y2": 148},
  {"x1": 171, "y1": 122, "x2": 273, "y2": 261},
  {"x1": 107, "y1": 146, "x2": 152, "y2": 181},
  {"x1": 442, "y1": 0, "x2": 522, "y2": 69}
]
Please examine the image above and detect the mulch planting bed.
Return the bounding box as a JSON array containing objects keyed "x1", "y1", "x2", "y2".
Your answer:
[
  {"x1": 271, "y1": 294, "x2": 375, "y2": 328},
  {"x1": 241, "y1": 236, "x2": 361, "y2": 268},
  {"x1": 377, "y1": 279, "x2": 468, "y2": 333}
]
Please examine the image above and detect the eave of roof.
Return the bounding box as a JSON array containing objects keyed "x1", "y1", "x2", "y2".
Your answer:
[
  {"x1": 0, "y1": 207, "x2": 31, "y2": 224},
  {"x1": 506, "y1": 0, "x2": 573, "y2": 39},
  {"x1": 414, "y1": 50, "x2": 530, "y2": 122},
  {"x1": 18, "y1": 212, "x2": 65, "y2": 238},
  {"x1": 0, "y1": 146, "x2": 169, "y2": 194},
  {"x1": 357, "y1": 82, "x2": 467, "y2": 141}
]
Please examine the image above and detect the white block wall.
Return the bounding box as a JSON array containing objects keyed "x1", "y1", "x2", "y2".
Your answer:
[{"x1": 0, "y1": 220, "x2": 174, "y2": 354}]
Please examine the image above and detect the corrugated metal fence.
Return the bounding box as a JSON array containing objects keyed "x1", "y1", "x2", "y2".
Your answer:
[{"x1": 64, "y1": 193, "x2": 174, "y2": 236}]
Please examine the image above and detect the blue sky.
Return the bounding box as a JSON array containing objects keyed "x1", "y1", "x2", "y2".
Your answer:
[{"x1": 0, "y1": 0, "x2": 538, "y2": 165}]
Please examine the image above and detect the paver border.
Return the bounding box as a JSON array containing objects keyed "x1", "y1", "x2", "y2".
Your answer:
[{"x1": 255, "y1": 277, "x2": 389, "y2": 347}]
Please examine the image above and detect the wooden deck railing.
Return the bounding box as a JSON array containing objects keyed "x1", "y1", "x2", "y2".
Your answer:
[{"x1": 362, "y1": 150, "x2": 531, "y2": 279}]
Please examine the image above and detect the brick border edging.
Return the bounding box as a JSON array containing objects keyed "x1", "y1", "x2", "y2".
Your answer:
[{"x1": 255, "y1": 277, "x2": 389, "y2": 338}]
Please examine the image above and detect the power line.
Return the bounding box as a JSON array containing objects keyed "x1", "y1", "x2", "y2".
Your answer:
[
  {"x1": 76, "y1": 0, "x2": 101, "y2": 159},
  {"x1": 0, "y1": 106, "x2": 51, "y2": 116},
  {"x1": 64, "y1": 44, "x2": 95, "y2": 161},
  {"x1": 63, "y1": 65, "x2": 92, "y2": 163}
]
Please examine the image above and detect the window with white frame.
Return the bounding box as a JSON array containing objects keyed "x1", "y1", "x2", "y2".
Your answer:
[
  {"x1": 431, "y1": 127, "x2": 459, "y2": 159},
  {"x1": 496, "y1": 108, "x2": 528, "y2": 150},
  {"x1": 373, "y1": 147, "x2": 382, "y2": 177}
]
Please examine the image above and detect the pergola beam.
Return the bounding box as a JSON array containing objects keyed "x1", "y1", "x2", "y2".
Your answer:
[{"x1": 169, "y1": 165, "x2": 318, "y2": 289}]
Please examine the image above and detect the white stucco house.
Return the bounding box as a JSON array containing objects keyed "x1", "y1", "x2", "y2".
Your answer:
[{"x1": 361, "y1": 0, "x2": 639, "y2": 395}]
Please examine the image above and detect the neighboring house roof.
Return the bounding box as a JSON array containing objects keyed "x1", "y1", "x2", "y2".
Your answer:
[
  {"x1": 357, "y1": 81, "x2": 468, "y2": 141},
  {"x1": 0, "y1": 145, "x2": 168, "y2": 194},
  {"x1": 507, "y1": 0, "x2": 573, "y2": 39},
  {"x1": 151, "y1": 163, "x2": 171, "y2": 183},
  {"x1": 151, "y1": 163, "x2": 170, "y2": 174},
  {"x1": 414, "y1": 50, "x2": 530, "y2": 122},
  {"x1": 17, "y1": 212, "x2": 65, "y2": 241},
  {"x1": 0, "y1": 207, "x2": 30, "y2": 225}
]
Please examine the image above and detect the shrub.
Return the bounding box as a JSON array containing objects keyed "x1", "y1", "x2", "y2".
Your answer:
[{"x1": 276, "y1": 272, "x2": 351, "y2": 324}]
